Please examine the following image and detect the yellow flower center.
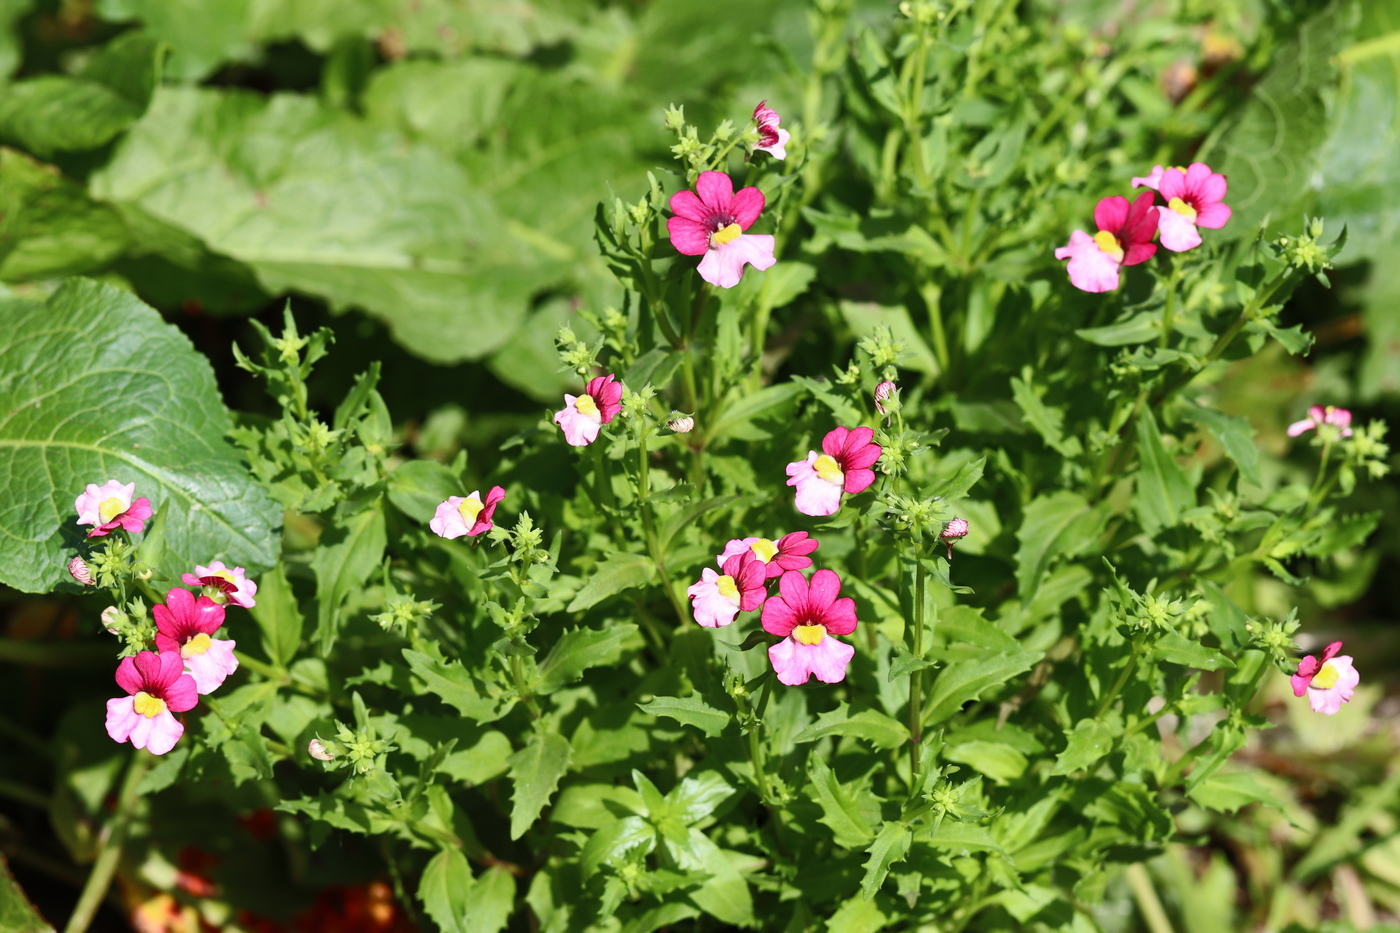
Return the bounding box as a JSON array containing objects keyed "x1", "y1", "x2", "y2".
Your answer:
[
  {"x1": 456, "y1": 495, "x2": 485, "y2": 526},
  {"x1": 98, "y1": 496, "x2": 127, "y2": 522},
  {"x1": 750, "y1": 538, "x2": 779, "y2": 563},
  {"x1": 710, "y1": 223, "x2": 742, "y2": 247},
  {"x1": 1312, "y1": 661, "x2": 1340, "y2": 690},
  {"x1": 212, "y1": 569, "x2": 236, "y2": 583},
  {"x1": 715, "y1": 575, "x2": 739, "y2": 601},
  {"x1": 575, "y1": 394, "x2": 600, "y2": 419},
  {"x1": 793, "y1": 624, "x2": 825, "y2": 646},
  {"x1": 1168, "y1": 196, "x2": 1197, "y2": 220},
  {"x1": 133, "y1": 691, "x2": 167, "y2": 718},
  {"x1": 1092, "y1": 230, "x2": 1124, "y2": 260},
  {"x1": 813, "y1": 454, "x2": 844, "y2": 484},
  {"x1": 182, "y1": 632, "x2": 212, "y2": 658}
]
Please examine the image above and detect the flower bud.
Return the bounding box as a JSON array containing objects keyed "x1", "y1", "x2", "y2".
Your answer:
[
  {"x1": 874, "y1": 381, "x2": 898, "y2": 415},
  {"x1": 68, "y1": 556, "x2": 95, "y2": 586},
  {"x1": 308, "y1": 739, "x2": 336, "y2": 761},
  {"x1": 100, "y1": 606, "x2": 125, "y2": 634},
  {"x1": 668, "y1": 415, "x2": 695, "y2": 434},
  {"x1": 939, "y1": 517, "x2": 969, "y2": 559}
]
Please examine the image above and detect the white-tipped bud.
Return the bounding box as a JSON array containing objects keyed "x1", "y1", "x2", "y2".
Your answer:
[
  {"x1": 100, "y1": 606, "x2": 125, "y2": 634},
  {"x1": 308, "y1": 739, "x2": 336, "y2": 761},
  {"x1": 668, "y1": 415, "x2": 695, "y2": 434},
  {"x1": 874, "y1": 381, "x2": 898, "y2": 415},
  {"x1": 68, "y1": 556, "x2": 95, "y2": 586}
]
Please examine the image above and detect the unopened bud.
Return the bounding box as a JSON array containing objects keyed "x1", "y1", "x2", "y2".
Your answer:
[
  {"x1": 308, "y1": 739, "x2": 336, "y2": 761},
  {"x1": 68, "y1": 556, "x2": 95, "y2": 586},
  {"x1": 939, "y1": 517, "x2": 969, "y2": 559},
  {"x1": 668, "y1": 414, "x2": 695, "y2": 434},
  {"x1": 100, "y1": 606, "x2": 125, "y2": 634},
  {"x1": 874, "y1": 381, "x2": 898, "y2": 415}
]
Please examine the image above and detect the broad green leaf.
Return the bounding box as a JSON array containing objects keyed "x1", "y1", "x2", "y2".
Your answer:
[
  {"x1": 1011, "y1": 376, "x2": 1081, "y2": 458},
  {"x1": 805, "y1": 207, "x2": 948, "y2": 267},
  {"x1": 636, "y1": 696, "x2": 731, "y2": 738},
  {"x1": 943, "y1": 740, "x2": 1029, "y2": 784},
  {"x1": 668, "y1": 827, "x2": 754, "y2": 926},
  {"x1": 860, "y1": 821, "x2": 913, "y2": 900},
  {"x1": 247, "y1": 564, "x2": 302, "y2": 667},
  {"x1": 1186, "y1": 771, "x2": 1282, "y2": 814},
  {"x1": 386, "y1": 459, "x2": 462, "y2": 522},
  {"x1": 581, "y1": 816, "x2": 656, "y2": 875},
  {"x1": 1075, "y1": 311, "x2": 1162, "y2": 346},
  {"x1": 792, "y1": 703, "x2": 909, "y2": 749},
  {"x1": 403, "y1": 647, "x2": 508, "y2": 721},
  {"x1": 928, "y1": 456, "x2": 986, "y2": 501},
  {"x1": 0, "y1": 0, "x2": 32, "y2": 82},
  {"x1": 0, "y1": 279, "x2": 280, "y2": 593},
  {"x1": 1050, "y1": 718, "x2": 1117, "y2": 776},
  {"x1": 1185, "y1": 403, "x2": 1262, "y2": 486},
  {"x1": 807, "y1": 756, "x2": 876, "y2": 848},
  {"x1": 462, "y1": 866, "x2": 516, "y2": 933},
  {"x1": 566, "y1": 553, "x2": 656, "y2": 612},
  {"x1": 657, "y1": 493, "x2": 764, "y2": 550},
  {"x1": 534, "y1": 624, "x2": 638, "y2": 693},
  {"x1": 311, "y1": 496, "x2": 386, "y2": 651},
  {"x1": 507, "y1": 731, "x2": 572, "y2": 839},
  {"x1": 1133, "y1": 409, "x2": 1194, "y2": 534},
  {"x1": 0, "y1": 853, "x2": 52, "y2": 933},
  {"x1": 418, "y1": 848, "x2": 473, "y2": 933},
  {"x1": 1014, "y1": 491, "x2": 1103, "y2": 600},
  {"x1": 709, "y1": 384, "x2": 804, "y2": 444},
  {"x1": 1150, "y1": 632, "x2": 1235, "y2": 671},
  {"x1": 827, "y1": 896, "x2": 887, "y2": 933},
  {"x1": 922, "y1": 650, "x2": 1042, "y2": 726},
  {"x1": 664, "y1": 771, "x2": 734, "y2": 827},
  {"x1": 0, "y1": 149, "x2": 131, "y2": 281},
  {"x1": 926, "y1": 821, "x2": 1004, "y2": 853}
]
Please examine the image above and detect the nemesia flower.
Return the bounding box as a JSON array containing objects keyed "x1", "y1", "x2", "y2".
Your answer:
[
  {"x1": 667, "y1": 171, "x2": 776, "y2": 288},
  {"x1": 939, "y1": 517, "x2": 970, "y2": 559},
  {"x1": 1291, "y1": 640, "x2": 1359, "y2": 715},
  {"x1": 153, "y1": 587, "x2": 237, "y2": 695},
  {"x1": 555, "y1": 374, "x2": 624, "y2": 447},
  {"x1": 1130, "y1": 165, "x2": 1172, "y2": 191},
  {"x1": 430, "y1": 487, "x2": 506, "y2": 539},
  {"x1": 1054, "y1": 192, "x2": 1159, "y2": 293},
  {"x1": 74, "y1": 480, "x2": 153, "y2": 538},
  {"x1": 717, "y1": 531, "x2": 819, "y2": 579},
  {"x1": 68, "y1": 556, "x2": 95, "y2": 586},
  {"x1": 752, "y1": 100, "x2": 790, "y2": 160},
  {"x1": 874, "y1": 381, "x2": 897, "y2": 416},
  {"x1": 1287, "y1": 405, "x2": 1354, "y2": 439},
  {"x1": 761, "y1": 569, "x2": 858, "y2": 686},
  {"x1": 785, "y1": 426, "x2": 883, "y2": 516},
  {"x1": 105, "y1": 650, "x2": 198, "y2": 755},
  {"x1": 181, "y1": 561, "x2": 258, "y2": 608},
  {"x1": 686, "y1": 552, "x2": 766, "y2": 628},
  {"x1": 1145, "y1": 162, "x2": 1232, "y2": 252}
]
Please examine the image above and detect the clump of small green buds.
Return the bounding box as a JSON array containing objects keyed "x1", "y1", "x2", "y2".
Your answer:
[
  {"x1": 370, "y1": 594, "x2": 440, "y2": 633},
  {"x1": 1344, "y1": 421, "x2": 1390, "y2": 481},
  {"x1": 881, "y1": 492, "x2": 949, "y2": 543},
  {"x1": 857, "y1": 324, "x2": 907, "y2": 380},
  {"x1": 874, "y1": 427, "x2": 922, "y2": 478},
  {"x1": 102, "y1": 601, "x2": 156, "y2": 658},
  {"x1": 1126, "y1": 588, "x2": 1188, "y2": 633},
  {"x1": 556, "y1": 325, "x2": 600, "y2": 378},
  {"x1": 296, "y1": 419, "x2": 340, "y2": 456},
  {"x1": 1274, "y1": 217, "x2": 1337, "y2": 276},
  {"x1": 621, "y1": 385, "x2": 657, "y2": 424},
  {"x1": 1246, "y1": 610, "x2": 1302, "y2": 667},
  {"x1": 662, "y1": 104, "x2": 685, "y2": 131},
  {"x1": 315, "y1": 720, "x2": 395, "y2": 776}
]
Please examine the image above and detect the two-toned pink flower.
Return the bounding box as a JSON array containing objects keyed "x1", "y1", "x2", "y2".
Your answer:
[
  {"x1": 1287, "y1": 405, "x2": 1353, "y2": 439},
  {"x1": 786, "y1": 427, "x2": 882, "y2": 516},
  {"x1": 716, "y1": 532, "x2": 819, "y2": 579},
  {"x1": 431, "y1": 487, "x2": 506, "y2": 539},
  {"x1": 1131, "y1": 163, "x2": 1231, "y2": 252},
  {"x1": 181, "y1": 561, "x2": 258, "y2": 608},
  {"x1": 105, "y1": 650, "x2": 199, "y2": 755},
  {"x1": 154, "y1": 588, "x2": 238, "y2": 695},
  {"x1": 555, "y1": 374, "x2": 623, "y2": 447},
  {"x1": 667, "y1": 171, "x2": 776, "y2": 288},
  {"x1": 75, "y1": 480, "x2": 152, "y2": 538},
  {"x1": 761, "y1": 569, "x2": 858, "y2": 685},
  {"x1": 687, "y1": 551, "x2": 767, "y2": 628},
  {"x1": 1291, "y1": 641, "x2": 1359, "y2": 715},
  {"x1": 1055, "y1": 192, "x2": 1160, "y2": 293},
  {"x1": 752, "y1": 101, "x2": 789, "y2": 160}
]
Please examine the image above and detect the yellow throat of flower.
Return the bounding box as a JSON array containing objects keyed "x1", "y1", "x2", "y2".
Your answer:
[
  {"x1": 710, "y1": 223, "x2": 742, "y2": 247},
  {"x1": 212, "y1": 569, "x2": 236, "y2": 583},
  {"x1": 98, "y1": 496, "x2": 127, "y2": 522},
  {"x1": 575, "y1": 394, "x2": 600, "y2": 419},
  {"x1": 813, "y1": 454, "x2": 844, "y2": 484},
  {"x1": 715, "y1": 575, "x2": 739, "y2": 601},
  {"x1": 182, "y1": 632, "x2": 212, "y2": 658},
  {"x1": 750, "y1": 538, "x2": 779, "y2": 562},
  {"x1": 457, "y1": 495, "x2": 485, "y2": 526},
  {"x1": 133, "y1": 690, "x2": 167, "y2": 718},
  {"x1": 1312, "y1": 661, "x2": 1340, "y2": 690},
  {"x1": 1092, "y1": 230, "x2": 1124, "y2": 261},
  {"x1": 1167, "y1": 196, "x2": 1197, "y2": 220},
  {"x1": 793, "y1": 624, "x2": 825, "y2": 646}
]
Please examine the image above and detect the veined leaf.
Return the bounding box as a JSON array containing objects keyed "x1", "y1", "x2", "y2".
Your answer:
[
  {"x1": 534, "y1": 624, "x2": 638, "y2": 693},
  {"x1": 507, "y1": 731, "x2": 572, "y2": 840},
  {"x1": 1134, "y1": 409, "x2": 1194, "y2": 534},
  {"x1": 636, "y1": 696, "x2": 731, "y2": 738},
  {"x1": 792, "y1": 703, "x2": 909, "y2": 749},
  {"x1": 922, "y1": 650, "x2": 1042, "y2": 726},
  {"x1": 860, "y1": 821, "x2": 913, "y2": 901},
  {"x1": 807, "y1": 756, "x2": 876, "y2": 848},
  {"x1": 567, "y1": 553, "x2": 656, "y2": 612}
]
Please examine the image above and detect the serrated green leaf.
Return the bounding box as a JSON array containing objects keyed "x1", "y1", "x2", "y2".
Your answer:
[
  {"x1": 1186, "y1": 771, "x2": 1282, "y2": 814},
  {"x1": 928, "y1": 456, "x2": 986, "y2": 501},
  {"x1": 0, "y1": 853, "x2": 52, "y2": 933},
  {"x1": 943, "y1": 740, "x2": 1029, "y2": 784},
  {"x1": 668, "y1": 827, "x2": 754, "y2": 926},
  {"x1": 860, "y1": 821, "x2": 913, "y2": 900},
  {"x1": 1185, "y1": 403, "x2": 1262, "y2": 487},
  {"x1": 1014, "y1": 491, "x2": 1103, "y2": 600},
  {"x1": 807, "y1": 756, "x2": 876, "y2": 848},
  {"x1": 636, "y1": 696, "x2": 730, "y2": 738},
  {"x1": 534, "y1": 624, "x2": 637, "y2": 693},
  {"x1": 567, "y1": 553, "x2": 656, "y2": 612},
  {"x1": 1075, "y1": 311, "x2": 1162, "y2": 346},
  {"x1": 462, "y1": 866, "x2": 516, "y2": 933},
  {"x1": 1050, "y1": 718, "x2": 1117, "y2": 776},
  {"x1": 923, "y1": 650, "x2": 1042, "y2": 726},
  {"x1": 311, "y1": 496, "x2": 386, "y2": 652},
  {"x1": 667, "y1": 771, "x2": 734, "y2": 826},
  {"x1": 386, "y1": 459, "x2": 462, "y2": 522},
  {"x1": 926, "y1": 820, "x2": 1004, "y2": 853},
  {"x1": 1134, "y1": 409, "x2": 1194, "y2": 534},
  {"x1": 403, "y1": 647, "x2": 507, "y2": 721},
  {"x1": 0, "y1": 279, "x2": 280, "y2": 593},
  {"x1": 507, "y1": 731, "x2": 572, "y2": 839},
  {"x1": 792, "y1": 703, "x2": 909, "y2": 749},
  {"x1": 709, "y1": 383, "x2": 805, "y2": 444},
  {"x1": 248, "y1": 564, "x2": 302, "y2": 667},
  {"x1": 1011, "y1": 376, "x2": 1081, "y2": 458},
  {"x1": 418, "y1": 848, "x2": 473, "y2": 933},
  {"x1": 1150, "y1": 632, "x2": 1235, "y2": 671}
]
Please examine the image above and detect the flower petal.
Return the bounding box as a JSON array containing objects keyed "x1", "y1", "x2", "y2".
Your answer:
[
  {"x1": 730, "y1": 186, "x2": 766, "y2": 230},
  {"x1": 667, "y1": 216, "x2": 712, "y2": 256},
  {"x1": 695, "y1": 171, "x2": 736, "y2": 212}
]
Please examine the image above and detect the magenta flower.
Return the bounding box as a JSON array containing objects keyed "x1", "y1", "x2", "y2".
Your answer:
[
  {"x1": 153, "y1": 588, "x2": 237, "y2": 695},
  {"x1": 686, "y1": 552, "x2": 767, "y2": 628},
  {"x1": 1291, "y1": 641, "x2": 1359, "y2": 715},
  {"x1": 555, "y1": 374, "x2": 623, "y2": 447},
  {"x1": 181, "y1": 561, "x2": 258, "y2": 608},
  {"x1": 1054, "y1": 192, "x2": 1159, "y2": 293},
  {"x1": 105, "y1": 650, "x2": 199, "y2": 755},
  {"x1": 430, "y1": 487, "x2": 506, "y2": 539},
  {"x1": 667, "y1": 171, "x2": 777, "y2": 288},
  {"x1": 761, "y1": 569, "x2": 858, "y2": 686},
  {"x1": 785, "y1": 426, "x2": 882, "y2": 516},
  {"x1": 717, "y1": 532, "x2": 819, "y2": 580},
  {"x1": 752, "y1": 100, "x2": 790, "y2": 160},
  {"x1": 939, "y1": 517, "x2": 969, "y2": 559},
  {"x1": 74, "y1": 480, "x2": 153, "y2": 538},
  {"x1": 1287, "y1": 405, "x2": 1354, "y2": 439},
  {"x1": 1149, "y1": 162, "x2": 1232, "y2": 252}
]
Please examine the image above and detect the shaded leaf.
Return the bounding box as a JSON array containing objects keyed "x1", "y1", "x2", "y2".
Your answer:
[
  {"x1": 792, "y1": 703, "x2": 909, "y2": 749},
  {"x1": 860, "y1": 821, "x2": 913, "y2": 900},
  {"x1": 507, "y1": 731, "x2": 572, "y2": 839},
  {"x1": 534, "y1": 624, "x2": 638, "y2": 693},
  {"x1": 923, "y1": 650, "x2": 1042, "y2": 726},
  {"x1": 636, "y1": 696, "x2": 730, "y2": 738}
]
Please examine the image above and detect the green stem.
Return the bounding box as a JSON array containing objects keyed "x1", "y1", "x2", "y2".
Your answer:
[
  {"x1": 1095, "y1": 638, "x2": 1144, "y2": 719},
  {"x1": 1307, "y1": 439, "x2": 1334, "y2": 508},
  {"x1": 1159, "y1": 258, "x2": 1182, "y2": 349},
  {"x1": 909, "y1": 556, "x2": 928, "y2": 784},
  {"x1": 636, "y1": 429, "x2": 690, "y2": 627},
  {"x1": 63, "y1": 752, "x2": 151, "y2": 933},
  {"x1": 0, "y1": 777, "x2": 48, "y2": 809},
  {"x1": 1126, "y1": 863, "x2": 1175, "y2": 933},
  {"x1": 510, "y1": 656, "x2": 540, "y2": 720}
]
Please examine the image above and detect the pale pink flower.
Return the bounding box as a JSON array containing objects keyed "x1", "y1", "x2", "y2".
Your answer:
[
  {"x1": 1054, "y1": 192, "x2": 1159, "y2": 293},
  {"x1": 74, "y1": 480, "x2": 153, "y2": 538},
  {"x1": 667, "y1": 171, "x2": 776, "y2": 288},
  {"x1": 1130, "y1": 165, "x2": 1172, "y2": 190},
  {"x1": 1152, "y1": 162, "x2": 1231, "y2": 252},
  {"x1": 1287, "y1": 405, "x2": 1354, "y2": 439},
  {"x1": 68, "y1": 556, "x2": 95, "y2": 586},
  {"x1": 105, "y1": 650, "x2": 198, "y2": 755},
  {"x1": 1291, "y1": 641, "x2": 1359, "y2": 715},
  {"x1": 555, "y1": 374, "x2": 624, "y2": 446},
  {"x1": 717, "y1": 531, "x2": 819, "y2": 579},
  {"x1": 181, "y1": 561, "x2": 258, "y2": 608},
  {"x1": 153, "y1": 588, "x2": 237, "y2": 695},
  {"x1": 686, "y1": 552, "x2": 767, "y2": 628},
  {"x1": 752, "y1": 100, "x2": 790, "y2": 160},
  {"x1": 430, "y1": 487, "x2": 506, "y2": 539},
  {"x1": 785, "y1": 427, "x2": 882, "y2": 516},
  {"x1": 761, "y1": 569, "x2": 858, "y2": 686},
  {"x1": 939, "y1": 517, "x2": 969, "y2": 559}
]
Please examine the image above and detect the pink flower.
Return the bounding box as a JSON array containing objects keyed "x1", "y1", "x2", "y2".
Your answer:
[
  {"x1": 667, "y1": 171, "x2": 777, "y2": 288},
  {"x1": 753, "y1": 100, "x2": 790, "y2": 160},
  {"x1": 717, "y1": 531, "x2": 819, "y2": 579},
  {"x1": 181, "y1": 561, "x2": 258, "y2": 608},
  {"x1": 939, "y1": 517, "x2": 969, "y2": 559},
  {"x1": 1151, "y1": 162, "x2": 1231, "y2": 252},
  {"x1": 785, "y1": 426, "x2": 883, "y2": 516},
  {"x1": 761, "y1": 569, "x2": 858, "y2": 686},
  {"x1": 105, "y1": 650, "x2": 199, "y2": 755},
  {"x1": 555, "y1": 374, "x2": 624, "y2": 446},
  {"x1": 153, "y1": 588, "x2": 237, "y2": 695},
  {"x1": 1130, "y1": 165, "x2": 1175, "y2": 190},
  {"x1": 1054, "y1": 192, "x2": 1159, "y2": 293},
  {"x1": 686, "y1": 552, "x2": 767, "y2": 628},
  {"x1": 1287, "y1": 405, "x2": 1354, "y2": 439},
  {"x1": 74, "y1": 480, "x2": 153, "y2": 538},
  {"x1": 1291, "y1": 641, "x2": 1359, "y2": 715},
  {"x1": 874, "y1": 381, "x2": 897, "y2": 416},
  {"x1": 430, "y1": 487, "x2": 506, "y2": 539}
]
